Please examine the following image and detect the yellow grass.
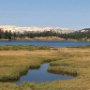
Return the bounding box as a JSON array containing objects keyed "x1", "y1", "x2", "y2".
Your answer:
[{"x1": 0, "y1": 46, "x2": 90, "y2": 90}]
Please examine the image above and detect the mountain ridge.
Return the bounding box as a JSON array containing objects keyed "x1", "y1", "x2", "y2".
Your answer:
[{"x1": 0, "y1": 25, "x2": 74, "y2": 34}]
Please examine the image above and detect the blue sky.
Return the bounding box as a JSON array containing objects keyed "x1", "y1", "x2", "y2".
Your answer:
[{"x1": 0, "y1": 0, "x2": 90, "y2": 29}]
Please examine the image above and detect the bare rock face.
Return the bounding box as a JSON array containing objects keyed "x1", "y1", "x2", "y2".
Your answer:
[{"x1": 0, "y1": 25, "x2": 74, "y2": 34}]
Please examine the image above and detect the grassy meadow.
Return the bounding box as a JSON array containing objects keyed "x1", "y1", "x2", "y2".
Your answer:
[{"x1": 0, "y1": 45, "x2": 90, "y2": 90}]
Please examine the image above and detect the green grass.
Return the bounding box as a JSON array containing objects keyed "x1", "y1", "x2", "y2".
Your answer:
[
  {"x1": 0, "y1": 45, "x2": 54, "y2": 50},
  {"x1": 69, "y1": 45, "x2": 90, "y2": 48}
]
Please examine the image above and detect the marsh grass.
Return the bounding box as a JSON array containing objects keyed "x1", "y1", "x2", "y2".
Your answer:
[
  {"x1": 0, "y1": 45, "x2": 54, "y2": 51},
  {"x1": 0, "y1": 46, "x2": 90, "y2": 90},
  {"x1": 0, "y1": 49, "x2": 59, "y2": 82}
]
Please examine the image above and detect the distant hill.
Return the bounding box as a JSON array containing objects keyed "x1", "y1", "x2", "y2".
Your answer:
[
  {"x1": 78, "y1": 28, "x2": 90, "y2": 33},
  {"x1": 60, "y1": 28, "x2": 90, "y2": 41},
  {"x1": 82, "y1": 28, "x2": 90, "y2": 30}
]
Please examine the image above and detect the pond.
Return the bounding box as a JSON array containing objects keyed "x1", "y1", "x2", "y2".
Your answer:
[
  {"x1": 0, "y1": 40, "x2": 90, "y2": 47},
  {"x1": 16, "y1": 63, "x2": 74, "y2": 84}
]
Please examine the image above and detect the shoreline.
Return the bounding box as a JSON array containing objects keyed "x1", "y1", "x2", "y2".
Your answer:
[{"x1": 0, "y1": 38, "x2": 90, "y2": 42}]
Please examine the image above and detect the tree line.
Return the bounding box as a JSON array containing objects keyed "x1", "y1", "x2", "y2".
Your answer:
[
  {"x1": 60, "y1": 30, "x2": 90, "y2": 40},
  {"x1": 0, "y1": 29, "x2": 60, "y2": 40},
  {"x1": 0, "y1": 28, "x2": 90, "y2": 41}
]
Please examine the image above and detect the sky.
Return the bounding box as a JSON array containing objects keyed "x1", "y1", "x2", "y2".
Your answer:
[{"x1": 0, "y1": 0, "x2": 90, "y2": 29}]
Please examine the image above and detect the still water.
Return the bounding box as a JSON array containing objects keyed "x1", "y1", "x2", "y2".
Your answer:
[
  {"x1": 0, "y1": 40, "x2": 90, "y2": 47},
  {"x1": 16, "y1": 63, "x2": 73, "y2": 84}
]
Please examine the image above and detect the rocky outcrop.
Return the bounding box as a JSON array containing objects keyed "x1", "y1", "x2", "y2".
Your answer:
[{"x1": 0, "y1": 25, "x2": 74, "y2": 34}]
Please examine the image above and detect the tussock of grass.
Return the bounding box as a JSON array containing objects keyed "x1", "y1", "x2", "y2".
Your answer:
[{"x1": 48, "y1": 66, "x2": 77, "y2": 76}]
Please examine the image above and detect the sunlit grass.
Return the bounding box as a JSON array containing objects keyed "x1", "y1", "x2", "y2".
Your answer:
[{"x1": 0, "y1": 45, "x2": 90, "y2": 90}]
